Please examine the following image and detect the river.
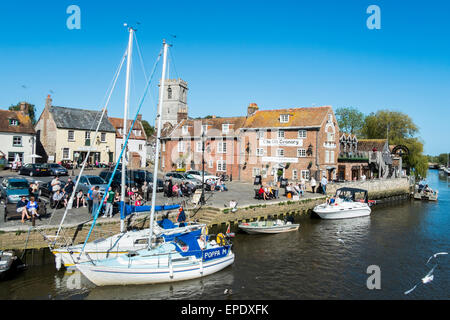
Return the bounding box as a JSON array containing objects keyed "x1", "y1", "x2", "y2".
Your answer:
[{"x1": 1, "y1": 169, "x2": 448, "y2": 300}]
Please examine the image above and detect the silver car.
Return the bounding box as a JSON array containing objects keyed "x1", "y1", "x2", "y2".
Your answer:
[
  {"x1": 164, "y1": 172, "x2": 200, "y2": 188},
  {"x1": 75, "y1": 175, "x2": 108, "y2": 195}
]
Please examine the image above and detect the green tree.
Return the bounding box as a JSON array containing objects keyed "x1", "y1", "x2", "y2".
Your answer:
[
  {"x1": 335, "y1": 107, "x2": 365, "y2": 135},
  {"x1": 9, "y1": 102, "x2": 37, "y2": 125},
  {"x1": 361, "y1": 110, "x2": 427, "y2": 178},
  {"x1": 141, "y1": 120, "x2": 155, "y2": 137}
]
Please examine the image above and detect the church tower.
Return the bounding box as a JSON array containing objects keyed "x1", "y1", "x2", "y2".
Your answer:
[{"x1": 158, "y1": 78, "x2": 188, "y2": 127}]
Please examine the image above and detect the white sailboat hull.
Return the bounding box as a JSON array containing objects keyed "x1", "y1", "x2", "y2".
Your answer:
[
  {"x1": 313, "y1": 203, "x2": 371, "y2": 219},
  {"x1": 76, "y1": 253, "x2": 235, "y2": 286}
]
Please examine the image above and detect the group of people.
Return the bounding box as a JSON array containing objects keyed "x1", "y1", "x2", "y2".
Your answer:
[
  {"x1": 257, "y1": 185, "x2": 278, "y2": 200},
  {"x1": 16, "y1": 195, "x2": 40, "y2": 223}
]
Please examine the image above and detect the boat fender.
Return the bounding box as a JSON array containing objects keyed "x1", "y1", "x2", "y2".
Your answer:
[
  {"x1": 200, "y1": 235, "x2": 207, "y2": 249},
  {"x1": 201, "y1": 226, "x2": 208, "y2": 236},
  {"x1": 55, "y1": 255, "x2": 62, "y2": 271},
  {"x1": 216, "y1": 233, "x2": 226, "y2": 246}
]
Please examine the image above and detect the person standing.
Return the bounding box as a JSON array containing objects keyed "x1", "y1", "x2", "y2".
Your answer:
[
  {"x1": 87, "y1": 186, "x2": 94, "y2": 214},
  {"x1": 103, "y1": 187, "x2": 115, "y2": 218},
  {"x1": 310, "y1": 177, "x2": 316, "y2": 193},
  {"x1": 51, "y1": 176, "x2": 61, "y2": 197},
  {"x1": 321, "y1": 175, "x2": 328, "y2": 195},
  {"x1": 63, "y1": 177, "x2": 75, "y2": 203},
  {"x1": 142, "y1": 181, "x2": 149, "y2": 202},
  {"x1": 91, "y1": 186, "x2": 101, "y2": 217}
]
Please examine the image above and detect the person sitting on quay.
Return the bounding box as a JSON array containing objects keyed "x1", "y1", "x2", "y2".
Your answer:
[
  {"x1": 216, "y1": 179, "x2": 228, "y2": 192},
  {"x1": 76, "y1": 190, "x2": 87, "y2": 208},
  {"x1": 258, "y1": 185, "x2": 266, "y2": 200},
  {"x1": 172, "y1": 183, "x2": 182, "y2": 198},
  {"x1": 293, "y1": 184, "x2": 302, "y2": 197},
  {"x1": 26, "y1": 196, "x2": 40, "y2": 220},
  {"x1": 229, "y1": 200, "x2": 238, "y2": 213},
  {"x1": 52, "y1": 189, "x2": 66, "y2": 208},
  {"x1": 286, "y1": 183, "x2": 294, "y2": 198},
  {"x1": 17, "y1": 196, "x2": 30, "y2": 223},
  {"x1": 206, "y1": 178, "x2": 216, "y2": 191}
]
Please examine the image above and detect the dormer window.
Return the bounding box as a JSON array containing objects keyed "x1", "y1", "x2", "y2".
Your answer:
[
  {"x1": 222, "y1": 124, "x2": 230, "y2": 134},
  {"x1": 118, "y1": 128, "x2": 123, "y2": 135},
  {"x1": 182, "y1": 126, "x2": 189, "y2": 134},
  {"x1": 280, "y1": 114, "x2": 289, "y2": 123},
  {"x1": 9, "y1": 119, "x2": 19, "y2": 126},
  {"x1": 201, "y1": 125, "x2": 208, "y2": 134},
  {"x1": 328, "y1": 114, "x2": 333, "y2": 122}
]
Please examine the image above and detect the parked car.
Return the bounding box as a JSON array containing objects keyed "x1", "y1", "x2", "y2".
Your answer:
[
  {"x1": 44, "y1": 163, "x2": 69, "y2": 176},
  {"x1": 0, "y1": 177, "x2": 47, "y2": 222},
  {"x1": 18, "y1": 163, "x2": 50, "y2": 177},
  {"x1": 164, "y1": 172, "x2": 200, "y2": 188},
  {"x1": 98, "y1": 171, "x2": 136, "y2": 193},
  {"x1": 185, "y1": 170, "x2": 220, "y2": 183},
  {"x1": 75, "y1": 175, "x2": 108, "y2": 195},
  {"x1": 128, "y1": 170, "x2": 164, "y2": 192}
]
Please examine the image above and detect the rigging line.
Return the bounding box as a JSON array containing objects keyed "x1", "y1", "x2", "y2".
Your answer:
[
  {"x1": 53, "y1": 48, "x2": 128, "y2": 240},
  {"x1": 134, "y1": 33, "x2": 149, "y2": 83},
  {"x1": 80, "y1": 48, "x2": 163, "y2": 255},
  {"x1": 168, "y1": 46, "x2": 179, "y2": 80}
]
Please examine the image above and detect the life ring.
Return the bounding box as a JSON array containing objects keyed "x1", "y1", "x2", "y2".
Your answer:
[
  {"x1": 201, "y1": 226, "x2": 208, "y2": 236},
  {"x1": 216, "y1": 233, "x2": 226, "y2": 246}
]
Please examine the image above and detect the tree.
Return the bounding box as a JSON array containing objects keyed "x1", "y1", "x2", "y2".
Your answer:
[
  {"x1": 9, "y1": 102, "x2": 37, "y2": 125},
  {"x1": 141, "y1": 120, "x2": 155, "y2": 137},
  {"x1": 361, "y1": 110, "x2": 427, "y2": 178},
  {"x1": 335, "y1": 107, "x2": 365, "y2": 135}
]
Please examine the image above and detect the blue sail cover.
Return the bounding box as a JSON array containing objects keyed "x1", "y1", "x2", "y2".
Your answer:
[
  {"x1": 174, "y1": 231, "x2": 203, "y2": 258},
  {"x1": 119, "y1": 202, "x2": 180, "y2": 219}
]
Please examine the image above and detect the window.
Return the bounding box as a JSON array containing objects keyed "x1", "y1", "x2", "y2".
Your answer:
[
  {"x1": 297, "y1": 148, "x2": 306, "y2": 157},
  {"x1": 133, "y1": 130, "x2": 141, "y2": 136},
  {"x1": 85, "y1": 132, "x2": 91, "y2": 139},
  {"x1": 162, "y1": 155, "x2": 165, "y2": 168},
  {"x1": 256, "y1": 148, "x2": 264, "y2": 156},
  {"x1": 182, "y1": 126, "x2": 188, "y2": 134},
  {"x1": 68, "y1": 131, "x2": 75, "y2": 141},
  {"x1": 278, "y1": 130, "x2": 285, "y2": 138},
  {"x1": 162, "y1": 142, "x2": 166, "y2": 152},
  {"x1": 62, "y1": 148, "x2": 70, "y2": 160},
  {"x1": 196, "y1": 141, "x2": 202, "y2": 152},
  {"x1": 168, "y1": 87, "x2": 172, "y2": 99},
  {"x1": 9, "y1": 119, "x2": 19, "y2": 126},
  {"x1": 208, "y1": 160, "x2": 213, "y2": 169},
  {"x1": 178, "y1": 141, "x2": 185, "y2": 152},
  {"x1": 292, "y1": 169, "x2": 298, "y2": 180},
  {"x1": 217, "y1": 160, "x2": 226, "y2": 172},
  {"x1": 177, "y1": 161, "x2": 184, "y2": 170},
  {"x1": 301, "y1": 170, "x2": 310, "y2": 180},
  {"x1": 252, "y1": 167, "x2": 261, "y2": 177},
  {"x1": 201, "y1": 125, "x2": 208, "y2": 134},
  {"x1": 139, "y1": 144, "x2": 142, "y2": 151},
  {"x1": 325, "y1": 150, "x2": 330, "y2": 163},
  {"x1": 8, "y1": 152, "x2": 23, "y2": 163},
  {"x1": 12, "y1": 136, "x2": 22, "y2": 147},
  {"x1": 101, "y1": 132, "x2": 106, "y2": 142},
  {"x1": 277, "y1": 149, "x2": 284, "y2": 157},
  {"x1": 298, "y1": 130, "x2": 307, "y2": 138},
  {"x1": 222, "y1": 124, "x2": 230, "y2": 134},
  {"x1": 280, "y1": 114, "x2": 289, "y2": 123},
  {"x1": 218, "y1": 141, "x2": 227, "y2": 154},
  {"x1": 330, "y1": 151, "x2": 335, "y2": 163},
  {"x1": 257, "y1": 130, "x2": 264, "y2": 139},
  {"x1": 328, "y1": 114, "x2": 333, "y2": 122}
]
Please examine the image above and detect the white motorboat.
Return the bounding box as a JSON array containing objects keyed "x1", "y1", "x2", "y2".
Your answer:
[
  {"x1": 313, "y1": 187, "x2": 371, "y2": 220},
  {"x1": 0, "y1": 250, "x2": 16, "y2": 279},
  {"x1": 52, "y1": 220, "x2": 204, "y2": 268},
  {"x1": 238, "y1": 219, "x2": 299, "y2": 234},
  {"x1": 76, "y1": 229, "x2": 234, "y2": 286},
  {"x1": 414, "y1": 184, "x2": 438, "y2": 201}
]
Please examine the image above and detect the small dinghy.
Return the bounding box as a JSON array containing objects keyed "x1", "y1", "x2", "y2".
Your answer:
[
  {"x1": 0, "y1": 250, "x2": 16, "y2": 279},
  {"x1": 238, "y1": 219, "x2": 299, "y2": 234},
  {"x1": 414, "y1": 183, "x2": 438, "y2": 201}
]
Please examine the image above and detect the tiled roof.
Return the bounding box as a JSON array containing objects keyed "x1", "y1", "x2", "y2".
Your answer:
[
  {"x1": 108, "y1": 117, "x2": 147, "y2": 140},
  {"x1": 242, "y1": 106, "x2": 332, "y2": 129},
  {"x1": 50, "y1": 106, "x2": 116, "y2": 132},
  {"x1": 357, "y1": 139, "x2": 387, "y2": 152},
  {"x1": 0, "y1": 110, "x2": 35, "y2": 134}
]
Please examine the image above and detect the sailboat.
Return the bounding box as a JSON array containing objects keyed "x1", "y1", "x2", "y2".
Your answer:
[
  {"x1": 49, "y1": 26, "x2": 204, "y2": 270},
  {"x1": 75, "y1": 39, "x2": 234, "y2": 286}
]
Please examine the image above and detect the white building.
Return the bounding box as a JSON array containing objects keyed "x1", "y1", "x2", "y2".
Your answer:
[
  {"x1": 0, "y1": 105, "x2": 36, "y2": 166},
  {"x1": 109, "y1": 115, "x2": 148, "y2": 168}
]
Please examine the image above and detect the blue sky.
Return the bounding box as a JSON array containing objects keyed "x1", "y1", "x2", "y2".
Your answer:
[{"x1": 1, "y1": 0, "x2": 449, "y2": 155}]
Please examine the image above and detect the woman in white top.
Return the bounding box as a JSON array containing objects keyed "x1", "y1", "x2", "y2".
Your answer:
[{"x1": 310, "y1": 177, "x2": 317, "y2": 193}]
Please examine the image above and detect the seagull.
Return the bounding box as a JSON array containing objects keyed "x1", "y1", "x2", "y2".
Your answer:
[
  {"x1": 426, "y1": 252, "x2": 448, "y2": 264},
  {"x1": 422, "y1": 265, "x2": 437, "y2": 284},
  {"x1": 224, "y1": 288, "x2": 232, "y2": 295},
  {"x1": 338, "y1": 238, "x2": 345, "y2": 245}
]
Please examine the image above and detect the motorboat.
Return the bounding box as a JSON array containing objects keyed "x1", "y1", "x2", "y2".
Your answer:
[
  {"x1": 0, "y1": 250, "x2": 16, "y2": 279},
  {"x1": 414, "y1": 184, "x2": 438, "y2": 201},
  {"x1": 238, "y1": 219, "x2": 299, "y2": 234},
  {"x1": 76, "y1": 229, "x2": 234, "y2": 286},
  {"x1": 313, "y1": 187, "x2": 371, "y2": 219}
]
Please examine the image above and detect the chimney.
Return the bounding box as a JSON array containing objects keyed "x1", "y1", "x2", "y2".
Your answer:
[
  {"x1": 247, "y1": 103, "x2": 259, "y2": 117},
  {"x1": 45, "y1": 95, "x2": 52, "y2": 110},
  {"x1": 177, "y1": 110, "x2": 188, "y2": 123},
  {"x1": 20, "y1": 102, "x2": 28, "y2": 114}
]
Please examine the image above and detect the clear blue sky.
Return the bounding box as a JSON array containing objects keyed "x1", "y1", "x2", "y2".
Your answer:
[{"x1": 1, "y1": 0, "x2": 449, "y2": 155}]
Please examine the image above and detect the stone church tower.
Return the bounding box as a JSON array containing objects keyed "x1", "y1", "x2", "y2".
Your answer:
[{"x1": 158, "y1": 78, "x2": 188, "y2": 127}]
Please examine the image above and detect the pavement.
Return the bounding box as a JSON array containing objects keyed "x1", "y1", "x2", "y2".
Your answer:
[{"x1": 0, "y1": 168, "x2": 325, "y2": 231}]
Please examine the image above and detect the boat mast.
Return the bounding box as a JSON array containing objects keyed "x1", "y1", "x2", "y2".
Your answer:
[
  {"x1": 121, "y1": 25, "x2": 135, "y2": 233},
  {"x1": 148, "y1": 40, "x2": 168, "y2": 248}
]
